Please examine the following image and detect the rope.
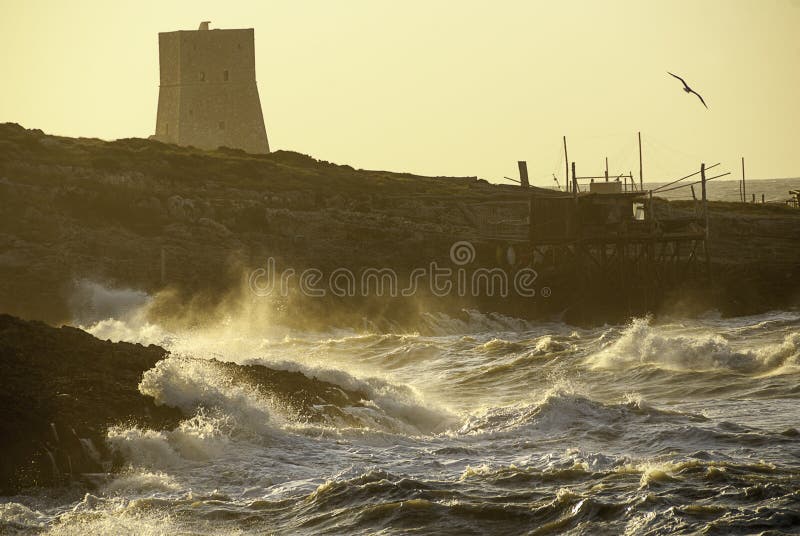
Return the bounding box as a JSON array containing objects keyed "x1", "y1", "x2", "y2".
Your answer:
[
  {"x1": 655, "y1": 171, "x2": 732, "y2": 194},
  {"x1": 641, "y1": 140, "x2": 676, "y2": 181},
  {"x1": 646, "y1": 134, "x2": 702, "y2": 161},
  {"x1": 652, "y1": 163, "x2": 721, "y2": 193},
  {"x1": 551, "y1": 140, "x2": 565, "y2": 190}
]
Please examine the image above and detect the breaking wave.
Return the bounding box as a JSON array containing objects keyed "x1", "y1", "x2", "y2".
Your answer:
[
  {"x1": 107, "y1": 410, "x2": 234, "y2": 469},
  {"x1": 136, "y1": 354, "x2": 455, "y2": 443},
  {"x1": 588, "y1": 316, "x2": 800, "y2": 373},
  {"x1": 456, "y1": 389, "x2": 704, "y2": 438}
]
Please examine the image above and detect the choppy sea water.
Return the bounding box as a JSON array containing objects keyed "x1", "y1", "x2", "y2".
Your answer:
[
  {"x1": 2, "y1": 309, "x2": 800, "y2": 535},
  {"x1": 649, "y1": 177, "x2": 800, "y2": 203}
]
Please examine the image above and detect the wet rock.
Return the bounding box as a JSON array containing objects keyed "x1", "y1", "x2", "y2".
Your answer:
[{"x1": 0, "y1": 314, "x2": 183, "y2": 494}]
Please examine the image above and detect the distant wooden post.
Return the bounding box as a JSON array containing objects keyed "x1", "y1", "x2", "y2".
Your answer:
[
  {"x1": 571, "y1": 162, "x2": 577, "y2": 196},
  {"x1": 563, "y1": 136, "x2": 569, "y2": 193},
  {"x1": 762, "y1": 193, "x2": 765, "y2": 203},
  {"x1": 752, "y1": 193, "x2": 755, "y2": 203},
  {"x1": 518, "y1": 161, "x2": 530, "y2": 188},
  {"x1": 690, "y1": 184, "x2": 696, "y2": 200},
  {"x1": 701, "y1": 163, "x2": 712, "y2": 282},
  {"x1": 741, "y1": 157, "x2": 746, "y2": 203},
  {"x1": 564, "y1": 136, "x2": 570, "y2": 241},
  {"x1": 605, "y1": 157, "x2": 609, "y2": 182},
  {"x1": 701, "y1": 163, "x2": 708, "y2": 239},
  {"x1": 638, "y1": 131, "x2": 644, "y2": 191}
]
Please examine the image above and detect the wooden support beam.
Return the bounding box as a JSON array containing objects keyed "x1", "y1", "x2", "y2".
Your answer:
[
  {"x1": 563, "y1": 136, "x2": 569, "y2": 193},
  {"x1": 571, "y1": 162, "x2": 577, "y2": 196},
  {"x1": 701, "y1": 163, "x2": 712, "y2": 283},
  {"x1": 638, "y1": 131, "x2": 644, "y2": 191},
  {"x1": 701, "y1": 163, "x2": 707, "y2": 233},
  {"x1": 517, "y1": 161, "x2": 530, "y2": 188},
  {"x1": 741, "y1": 157, "x2": 746, "y2": 203}
]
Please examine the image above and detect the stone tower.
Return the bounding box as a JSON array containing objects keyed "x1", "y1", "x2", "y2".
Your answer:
[{"x1": 152, "y1": 22, "x2": 270, "y2": 153}]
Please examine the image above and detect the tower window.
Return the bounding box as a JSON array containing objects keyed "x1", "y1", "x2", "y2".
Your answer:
[
  {"x1": 199, "y1": 71, "x2": 205, "y2": 81},
  {"x1": 219, "y1": 121, "x2": 226, "y2": 130},
  {"x1": 223, "y1": 70, "x2": 229, "y2": 81}
]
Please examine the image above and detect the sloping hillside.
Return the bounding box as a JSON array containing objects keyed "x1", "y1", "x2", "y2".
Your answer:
[
  {"x1": 0, "y1": 123, "x2": 798, "y2": 326},
  {"x1": 0, "y1": 123, "x2": 537, "y2": 325}
]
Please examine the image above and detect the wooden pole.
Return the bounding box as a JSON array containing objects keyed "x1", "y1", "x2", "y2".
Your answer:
[
  {"x1": 741, "y1": 157, "x2": 746, "y2": 203},
  {"x1": 701, "y1": 163, "x2": 712, "y2": 283},
  {"x1": 638, "y1": 131, "x2": 643, "y2": 191},
  {"x1": 564, "y1": 136, "x2": 570, "y2": 241},
  {"x1": 701, "y1": 163, "x2": 708, "y2": 238},
  {"x1": 605, "y1": 157, "x2": 609, "y2": 182},
  {"x1": 690, "y1": 184, "x2": 696, "y2": 200},
  {"x1": 572, "y1": 162, "x2": 577, "y2": 196},
  {"x1": 517, "y1": 161, "x2": 530, "y2": 188},
  {"x1": 563, "y1": 136, "x2": 569, "y2": 193}
]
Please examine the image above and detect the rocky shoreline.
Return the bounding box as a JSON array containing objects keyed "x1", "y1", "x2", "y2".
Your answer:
[
  {"x1": 0, "y1": 314, "x2": 180, "y2": 493},
  {"x1": 0, "y1": 314, "x2": 376, "y2": 494}
]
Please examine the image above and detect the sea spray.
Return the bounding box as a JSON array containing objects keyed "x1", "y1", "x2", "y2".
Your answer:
[{"x1": 138, "y1": 357, "x2": 282, "y2": 437}]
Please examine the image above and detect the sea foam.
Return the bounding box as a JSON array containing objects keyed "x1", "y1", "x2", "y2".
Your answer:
[{"x1": 588, "y1": 317, "x2": 800, "y2": 373}]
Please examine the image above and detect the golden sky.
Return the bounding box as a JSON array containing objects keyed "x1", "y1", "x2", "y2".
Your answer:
[{"x1": 1, "y1": 0, "x2": 798, "y2": 186}]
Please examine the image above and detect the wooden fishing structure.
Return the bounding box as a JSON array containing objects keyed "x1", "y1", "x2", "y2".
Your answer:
[
  {"x1": 526, "y1": 160, "x2": 723, "y2": 312},
  {"x1": 788, "y1": 190, "x2": 800, "y2": 208},
  {"x1": 456, "y1": 132, "x2": 735, "y2": 313}
]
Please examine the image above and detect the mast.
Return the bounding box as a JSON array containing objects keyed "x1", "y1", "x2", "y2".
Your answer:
[
  {"x1": 638, "y1": 131, "x2": 643, "y2": 190},
  {"x1": 563, "y1": 136, "x2": 569, "y2": 193}
]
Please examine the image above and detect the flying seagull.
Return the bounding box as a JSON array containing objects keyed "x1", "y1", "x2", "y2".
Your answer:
[{"x1": 668, "y1": 72, "x2": 708, "y2": 109}]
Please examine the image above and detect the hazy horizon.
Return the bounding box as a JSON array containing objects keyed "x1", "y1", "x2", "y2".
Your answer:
[{"x1": 2, "y1": 0, "x2": 798, "y2": 186}]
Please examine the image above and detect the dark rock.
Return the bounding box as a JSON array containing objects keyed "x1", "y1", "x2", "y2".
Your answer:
[
  {"x1": 0, "y1": 314, "x2": 183, "y2": 494},
  {"x1": 0, "y1": 314, "x2": 374, "y2": 494}
]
